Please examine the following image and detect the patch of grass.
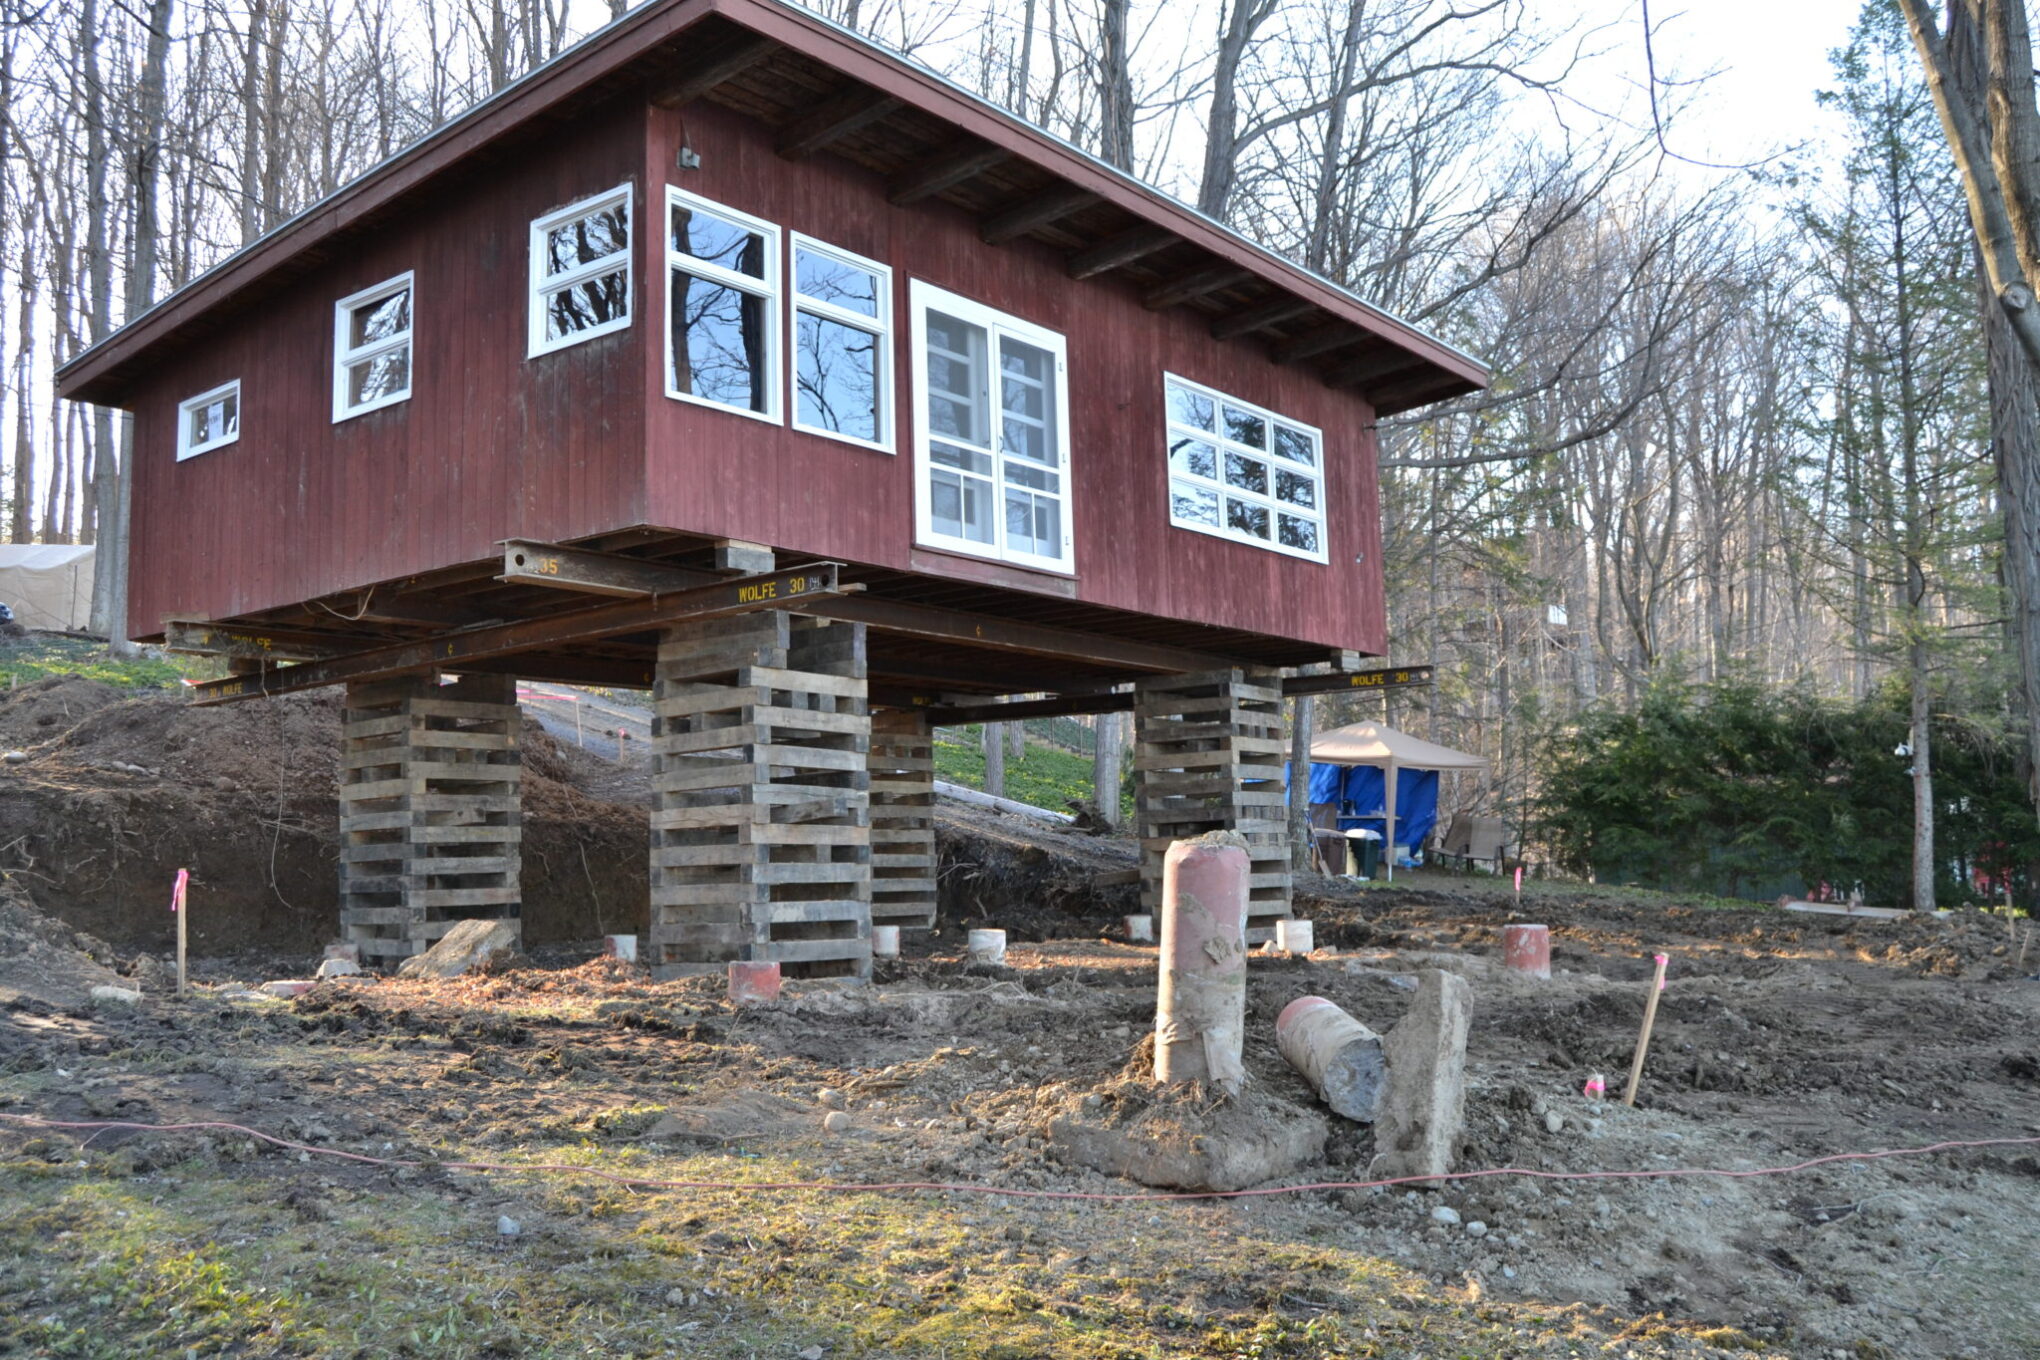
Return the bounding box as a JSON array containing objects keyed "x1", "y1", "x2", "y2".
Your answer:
[
  {"x1": 935, "y1": 723, "x2": 1133, "y2": 822},
  {"x1": 0, "y1": 633, "x2": 208, "y2": 691}
]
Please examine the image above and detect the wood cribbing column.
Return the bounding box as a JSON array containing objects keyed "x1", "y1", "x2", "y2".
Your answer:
[
  {"x1": 1132, "y1": 668, "x2": 1291, "y2": 942},
  {"x1": 868, "y1": 710, "x2": 938, "y2": 932},
  {"x1": 649, "y1": 612, "x2": 872, "y2": 981},
  {"x1": 338, "y1": 673, "x2": 523, "y2": 969}
]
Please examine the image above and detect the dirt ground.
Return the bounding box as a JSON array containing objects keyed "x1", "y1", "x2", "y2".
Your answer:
[{"x1": 2, "y1": 673, "x2": 2038, "y2": 1357}]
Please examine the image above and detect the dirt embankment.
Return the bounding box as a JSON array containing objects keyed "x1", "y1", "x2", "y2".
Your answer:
[{"x1": 0, "y1": 676, "x2": 647, "y2": 955}]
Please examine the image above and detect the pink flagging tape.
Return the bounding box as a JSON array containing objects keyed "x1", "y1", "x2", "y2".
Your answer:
[
  {"x1": 1655, "y1": 952, "x2": 1668, "y2": 989},
  {"x1": 170, "y1": 868, "x2": 189, "y2": 914},
  {"x1": 3, "y1": 1110, "x2": 2036, "y2": 1205}
]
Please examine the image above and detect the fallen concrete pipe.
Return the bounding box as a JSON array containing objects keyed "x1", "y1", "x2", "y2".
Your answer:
[
  {"x1": 1154, "y1": 832, "x2": 1249, "y2": 1092},
  {"x1": 1275, "y1": 995, "x2": 1385, "y2": 1121}
]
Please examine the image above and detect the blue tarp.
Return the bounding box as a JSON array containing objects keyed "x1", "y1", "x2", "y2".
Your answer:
[{"x1": 1293, "y1": 762, "x2": 1440, "y2": 849}]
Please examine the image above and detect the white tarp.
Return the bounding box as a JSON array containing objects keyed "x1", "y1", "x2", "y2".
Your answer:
[
  {"x1": 1309, "y1": 721, "x2": 1489, "y2": 881},
  {"x1": 0, "y1": 544, "x2": 95, "y2": 631}
]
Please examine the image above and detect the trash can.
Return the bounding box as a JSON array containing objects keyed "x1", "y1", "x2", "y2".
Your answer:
[{"x1": 1346, "y1": 830, "x2": 1382, "y2": 879}]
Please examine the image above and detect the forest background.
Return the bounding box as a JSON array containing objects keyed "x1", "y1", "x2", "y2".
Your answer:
[{"x1": 3, "y1": 0, "x2": 2034, "y2": 907}]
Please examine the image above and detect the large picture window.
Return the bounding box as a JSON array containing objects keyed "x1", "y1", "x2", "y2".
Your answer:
[
  {"x1": 333, "y1": 273, "x2": 413, "y2": 421},
  {"x1": 1163, "y1": 374, "x2": 1325, "y2": 562},
  {"x1": 529, "y1": 185, "x2": 631, "y2": 356},
  {"x1": 791, "y1": 234, "x2": 891, "y2": 450},
  {"x1": 177, "y1": 380, "x2": 240, "y2": 461},
  {"x1": 666, "y1": 187, "x2": 779, "y2": 421},
  {"x1": 910, "y1": 281, "x2": 1071, "y2": 572}
]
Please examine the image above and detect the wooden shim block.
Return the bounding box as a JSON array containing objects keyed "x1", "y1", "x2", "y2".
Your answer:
[
  {"x1": 655, "y1": 761, "x2": 774, "y2": 793},
  {"x1": 409, "y1": 856, "x2": 519, "y2": 877},
  {"x1": 756, "y1": 861, "x2": 870, "y2": 885},
  {"x1": 737, "y1": 666, "x2": 867, "y2": 700},
  {"x1": 339, "y1": 906, "x2": 417, "y2": 926},
  {"x1": 339, "y1": 844, "x2": 409, "y2": 865},
  {"x1": 409, "y1": 824, "x2": 522, "y2": 846},
  {"x1": 413, "y1": 887, "x2": 522, "y2": 910},
  {"x1": 747, "y1": 744, "x2": 869, "y2": 772},
  {"x1": 766, "y1": 900, "x2": 871, "y2": 924},
  {"x1": 653, "y1": 844, "x2": 769, "y2": 868},
  {"x1": 650, "y1": 884, "x2": 765, "y2": 907},
  {"x1": 766, "y1": 938, "x2": 872, "y2": 965},
  {"x1": 405, "y1": 697, "x2": 524, "y2": 722},
  {"x1": 653, "y1": 684, "x2": 773, "y2": 720}
]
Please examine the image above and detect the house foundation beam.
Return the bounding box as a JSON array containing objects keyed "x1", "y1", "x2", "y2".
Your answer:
[
  {"x1": 869, "y1": 710, "x2": 937, "y2": 931},
  {"x1": 338, "y1": 673, "x2": 522, "y2": 969},
  {"x1": 649, "y1": 611, "x2": 873, "y2": 981},
  {"x1": 1133, "y1": 668, "x2": 1291, "y2": 942}
]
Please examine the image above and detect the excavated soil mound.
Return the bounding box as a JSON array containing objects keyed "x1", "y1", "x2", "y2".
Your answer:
[
  {"x1": 0, "y1": 875, "x2": 132, "y2": 1010},
  {"x1": 0, "y1": 676, "x2": 648, "y2": 956}
]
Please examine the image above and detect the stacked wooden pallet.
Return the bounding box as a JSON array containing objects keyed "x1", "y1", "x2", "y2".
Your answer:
[
  {"x1": 649, "y1": 613, "x2": 872, "y2": 980},
  {"x1": 338, "y1": 673, "x2": 522, "y2": 968},
  {"x1": 868, "y1": 710, "x2": 938, "y2": 931},
  {"x1": 1132, "y1": 667, "x2": 1292, "y2": 941}
]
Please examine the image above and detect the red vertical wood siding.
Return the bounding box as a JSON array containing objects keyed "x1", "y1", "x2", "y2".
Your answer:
[
  {"x1": 122, "y1": 95, "x2": 1387, "y2": 659},
  {"x1": 123, "y1": 106, "x2": 650, "y2": 636},
  {"x1": 640, "y1": 102, "x2": 1386, "y2": 656}
]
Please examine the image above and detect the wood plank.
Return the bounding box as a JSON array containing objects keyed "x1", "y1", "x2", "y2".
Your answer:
[
  {"x1": 981, "y1": 185, "x2": 1100, "y2": 245},
  {"x1": 1209, "y1": 296, "x2": 1317, "y2": 341},
  {"x1": 775, "y1": 86, "x2": 903, "y2": 158},
  {"x1": 1066, "y1": 224, "x2": 1175, "y2": 280},
  {"x1": 192, "y1": 564, "x2": 847, "y2": 704},
  {"x1": 1143, "y1": 264, "x2": 1253, "y2": 312},
  {"x1": 887, "y1": 140, "x2": 1010, "y2": 204},
  {"x1": 650, "y1": 34, "x2": 780, "y2": 108}
]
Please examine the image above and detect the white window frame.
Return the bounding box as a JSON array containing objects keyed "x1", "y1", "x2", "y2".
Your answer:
[
  {"x1": 789, "y1": 232, "x2": 892, "y2": 453},
  {"x1": 1162, "y1": 373, "x2": 1328, "y2": 564},
  {"x1": 176, "y1": 380, "x2": 241, "y2": 462},
  {"x1": 528, "y1": 184, "x2": 633, "y2": 358},
  {"x1": 909, "y1": 280, "x2": 1074, "y2": 574},
  {"x1": 663, "y1": 185, "x2": 781, "y2": 426},
  {"x1": 332, "y1": 271, "x2": 414, "y2": 422}
]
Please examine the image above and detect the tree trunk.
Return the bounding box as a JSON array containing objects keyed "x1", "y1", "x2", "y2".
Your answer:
[
  {"x1": 982, "y1": 723, "x2": 1006, "y2": 798},
  {"x1": 1097, "y1": 0, "x2": 1133, "y2": 171},
  {"x1": 1287, "y1": 693, "x2": 1315, "y2": 872},
  {"x1": 1910, "y1": 612, "x2": 1937, "y2": 912},
  {"x1": 1091, "y1": 709, "x2": 1122, "y2": 830}
]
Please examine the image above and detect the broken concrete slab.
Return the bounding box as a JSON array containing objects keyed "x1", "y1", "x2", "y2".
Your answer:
[
  {"x1": 260, "y1": 979, "x2": 316, "y2": 998},
  {"x1": 1367, "y1": 968, "x2": 1472, "y2": 1182},
  {"x1": 89, "y1": 984, "x2": 143, "y2": 1006},
  {"x1": 395, "y1": 918, "x2": 521, "y2": 980},
  {"x1": 315, "y1": 957, "x2": 361, "y2": 979},
  {"x1": 1049, "y1": 1087, "x2": 1326, "y2": 1193}
]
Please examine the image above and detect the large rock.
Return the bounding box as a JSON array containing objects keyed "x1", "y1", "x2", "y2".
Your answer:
[
  {"x1": 396, "y1": 918, "x2": 522, "y2": 979},
  {"x1": 1367, "y1": 968, "x2": 1472, "y2": 1182}
]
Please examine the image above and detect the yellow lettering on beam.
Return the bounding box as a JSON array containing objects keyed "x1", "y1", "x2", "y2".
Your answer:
[{"x1": 736, "y1": 581, "x2": 779, "y2": 603}]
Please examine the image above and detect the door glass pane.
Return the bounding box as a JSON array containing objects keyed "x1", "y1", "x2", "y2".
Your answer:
[
  {"x1": 1274, "y1": 425, "x2": 1316, "y2": 466},
  {"x1": 349, "y1": 289, "x2": 410, "y2": 349},
  {"x1": 671, "y1": 204, "x2": 766, "y2": 278},
  {"x1": 930, "y1": 466, "x2": 994, "y2": 543},
  {"x1": 925, "y1": 312, "x2": 988, "y2": 446},
  {"x1": 796, "y1": 313, "x2": 880, "y2": 440},
  {"x1": 347, "y1": 351, "x2": 410, "y2": 406},
  {"x1": 999, "y1": 337, "x2": 1056, "y2": 466},
  {"x1": 1278, "y1": 515, "x2": 1320, "y2": 553},
  {"x1": 1170, "y1": 437, "x2": 1217, "y2": 480},
  {"x1": 1006, "y1": 487, "x2": 1060, "y2": 557},
  {"x1": 1227, "y1": 499, "x2": 1270, "y2": 540},
  {"x1": 669, "y1": 273, "x2": 769, "y2": 412},
  {"x1": 546, "y1": 204, "x2": 627, "y2": 278},
  {"x1": 795, "y1": 247, "x2": 879, "y2": 316},
  {"x1": 546, "y1": 270, "x2": 627, "y2": 340},
  {"x1": 1223, "y1": 405, "x2": 1267, "y2": 448},
  {"x1": 1224, "y1": 452, "x2": 1268, "y2": 496},
  {"x1": 1167, "y1": 382, "x2": 1214, "y2": 431},
  {"x1": 1171, "y1": 481, "x2": 1219, "y2": 526}
]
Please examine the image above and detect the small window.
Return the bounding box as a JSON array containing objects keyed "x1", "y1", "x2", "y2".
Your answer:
[
  {"x1": 791, "y1": 234, "x2": 892, "y2": 450},
  {"x1": 333, "y1": 272, "x2": 413, "y2": 421},
  {"x1": 1163, "y1": 374, "x2": 1325, "y2": 561},
  {"x1": 665, "y1": 187, "x2": 779, "y2": 422},
  {"x1": 910, "y1": 281, "x2": 1072, "y2": 572},
  {"x1": 530, "y1": 185, "x2": 632, "y2": 356},
  {"x1": 177, "y1": 381, "x2": 240, "y2": 461}
]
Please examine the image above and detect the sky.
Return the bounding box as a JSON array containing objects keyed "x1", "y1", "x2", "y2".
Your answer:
[{"x1": 1548, "y1": 0, "x2": 1868, "y2": 174}]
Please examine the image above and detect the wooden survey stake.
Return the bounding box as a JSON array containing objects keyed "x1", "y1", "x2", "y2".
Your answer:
[
  {"x1": 1621, "y1": 952, "x2": 1669, "y2": 1106},
  {"x1": 171, "y1": 868, "x2": 190, "y2": 999}
]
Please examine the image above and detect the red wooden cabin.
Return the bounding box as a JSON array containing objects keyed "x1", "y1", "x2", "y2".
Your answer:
[{"x1": 57, "y1": 0, "x2": 1484, "y2": 976}]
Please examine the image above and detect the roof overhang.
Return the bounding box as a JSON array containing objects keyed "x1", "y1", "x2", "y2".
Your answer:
[{"x1": 56, "y1": 0, "x2": 1488, "y2": 415}]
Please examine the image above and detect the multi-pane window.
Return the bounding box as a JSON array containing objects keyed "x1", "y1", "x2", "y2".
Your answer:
[
  {"x1": 791, "y1": 234, "x2": 891, "y2": 449},
  {"x1": 666, "y1": 187, "x2": 779, "y2": 420},
  {"x1": 1163, "y1": 375, "x2": 1325, "y2": 561},
  {"x1": 529, "y1": 185, "x2": 631, "y2": 356},
  {"x1": 333, "y1": 273, "x2": 413, "y2": 421},
  {"x1": 910, "y1": 281, "x2": 1071, "y2": 571},
  {"x1": 177, "y1": 380, "x2": 240, "y2": 461}
]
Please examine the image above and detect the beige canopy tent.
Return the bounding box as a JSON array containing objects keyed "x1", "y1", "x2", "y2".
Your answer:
[
  {"x1": 1308, "y1": 721, "x2": 1489, "y2": 881},
  {"x1": 0, "y1": 545, "x2": 95, "y2": 631}
]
